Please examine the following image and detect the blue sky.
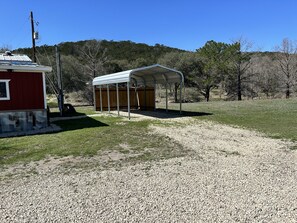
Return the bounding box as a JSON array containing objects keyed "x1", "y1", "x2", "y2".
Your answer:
[{"x1": 1, "y1": 0, "x2": 297, "y2": 51}]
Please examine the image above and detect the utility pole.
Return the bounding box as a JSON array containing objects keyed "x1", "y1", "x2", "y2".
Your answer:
[
  {"x1": 56, "y1": 46, "x2": 64, "y2": 116},
  {"x1": 30, "y1": 11, "x2": 37, "y2": 63}
]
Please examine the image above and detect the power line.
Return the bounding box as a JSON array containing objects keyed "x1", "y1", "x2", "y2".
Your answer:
[
  {"x1": 36, "y1": 47, "x2": 58, "y2": 97},
  {"x1": 4, "y1": 16, "x2": 30, "y2": 50}
]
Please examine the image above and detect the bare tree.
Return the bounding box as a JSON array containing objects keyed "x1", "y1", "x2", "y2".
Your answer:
[
  {"x1": 274, "y1": 38, "x2": 297, "y2": 98},
  {"x1": 62, "y1": 55, "x2": 86, "y2": 92},
  {"x1": 158, "y1": 52, "x2": 186, "y2": 102},
  {"x1": 77, "y1": 40, "x2": 108, "y2": 104},
  {"x1": 78, "y1": 40, "x2": 108, "y2": 79},
  {"x1": 252, "y1": 54, "x2": 280, "y2": 98},
  {"x1": 0, "y1": 45, "x2": 12, "y2": 52}
]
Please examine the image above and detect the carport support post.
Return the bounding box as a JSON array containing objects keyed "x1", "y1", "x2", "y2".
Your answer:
[
  {"x1": 165, "y1": 82, "x2": 168, "y2": 112},
  {"x1": 116, "y1": 83, "x2": 119, "y2": 116},
  {"x1": 107, "y1": 84, "x2": 110, "y2": 113},
  {"x1": 99, "y1": 86, "x2": 103, "y2": 112},
  {"x1": 135, "y1": 84, "x2": 138, "y2": 110},
  {"x1": 93, "y1": 86, "x2": 96, "y2": 111},
  {"x1": 154, "y1": 81, "x2": 156, "y2": 111},
  {"x1": 144, "y1": 84, "x2": 147, "y2": 110},
  {"x1": 127, "y1": 82, "x2": 130, "y2": 120},
  {"x1": 179, "y1": 81, "x2": 183, "y2": 114}
]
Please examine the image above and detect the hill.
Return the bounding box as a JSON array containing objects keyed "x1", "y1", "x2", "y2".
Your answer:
[
  {"x1": 14, "y1": 39, "x2": 185, "y2": 66},
  {"x1": 12, "y1": 40, "x2": 185, "y2": 102},
  {"x1": 12, "y1": 40, "x2": 296, "y2": 103}
]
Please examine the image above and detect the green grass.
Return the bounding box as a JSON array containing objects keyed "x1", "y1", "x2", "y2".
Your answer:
[
  {"x1": 47, "y1": 101, "x2": 58, "y2": 107},
  {"x1": 0, "y1": 116, "x2": 185, "y2": 166},
  {"x1": 1, "y1": 98, "x2": 296, "y2": 168},
  {"x1": 49, "y1": 106, "x2": 97, "y2": 117},
  {"x1": 164, "y1": 98, "x2": 297, "y2": 141}
]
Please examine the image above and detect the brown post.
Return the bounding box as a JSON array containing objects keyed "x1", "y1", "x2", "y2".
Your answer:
[{"x1": 30, "y1": 11, "x2": 37, "y2": 63}]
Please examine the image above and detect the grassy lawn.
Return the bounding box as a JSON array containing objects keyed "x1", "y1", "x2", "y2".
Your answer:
[
  {"x1": 0, "y1": 115, "x2": 185, "y2": 166},
  {"x1": 49, "y1": 106, "x2": 97, "y2": 117},
  {"x1": 164, "y1": 98, "x2": 297, "y2": 142},
  {"x1": 1, "y1": 98, "x2": 296, "y2": 167}
]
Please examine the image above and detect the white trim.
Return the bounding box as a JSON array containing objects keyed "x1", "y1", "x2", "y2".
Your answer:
[
  {"x1": 0, "y1": 64, "x2": 52, "y2": 72},
  {"x1": 0, "y1": 79, "x2": 11, "y2": 100},
  {"x1": 42, "y1": 72, "x2": 47, "y2": 109}
]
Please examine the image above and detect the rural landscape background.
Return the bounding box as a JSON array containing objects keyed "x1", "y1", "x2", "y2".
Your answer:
[
  {"x1": 1, "y1": 38, "x2": 297, "y2": 222},
  {"x1": 7, "y1": 37, "x2": 297, "y2": 104},
  {"x1": 1, "y1": 0, "x2": 297, "y2": 221}
]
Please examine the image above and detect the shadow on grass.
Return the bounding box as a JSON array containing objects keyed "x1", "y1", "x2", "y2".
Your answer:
[
  {"x1": 129, "y1": 108, "x2": 212, "y2": 119},
  {"x1": 53, "y1": 116, "x2": 108, "y2": 132},
  {"x1": 49, "y1": 111, "x2": 87, "y2": 118}
]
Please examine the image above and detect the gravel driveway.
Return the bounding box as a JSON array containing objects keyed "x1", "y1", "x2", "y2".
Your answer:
[{"x1": 1, "y1": 120, "x2": 297, "y2": 222}]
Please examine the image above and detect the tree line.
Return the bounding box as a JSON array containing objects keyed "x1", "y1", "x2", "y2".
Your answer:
[
  {"x1": 159, "y1": 38, "x2": 297, "y2": 102},
  {"x1": 12, "y1": 38, "x2": 297, "y2": 103}
]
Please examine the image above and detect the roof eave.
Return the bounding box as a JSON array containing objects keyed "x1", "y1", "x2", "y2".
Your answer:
[
  {"x1": 92, "y1": 64, "x2": 184, "y2": 86},
  {"x1": 0, "y1": 65, "x2": 52, "y2": 72}
]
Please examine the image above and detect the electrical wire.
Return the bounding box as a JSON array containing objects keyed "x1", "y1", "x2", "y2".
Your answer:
[
  {"x1": 9, "y1": 16, "x2": 31, "y2": 50},
  {"x1": 36, "y1": 47, "x2": 59, "y2": 97}
]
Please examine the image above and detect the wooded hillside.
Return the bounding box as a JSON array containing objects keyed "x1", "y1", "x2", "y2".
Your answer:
[
  {"x1": 12, "y1": 38, "x2": 297, "y2": 103},
  {"x1": 15, "y1": 40, "x2": 184, "y2": 68},
  {"x1": 14, "y1": 40, "x2": 184, "y2": 102}
]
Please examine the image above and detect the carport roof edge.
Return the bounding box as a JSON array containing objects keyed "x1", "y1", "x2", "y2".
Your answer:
[{"x1": 92, "y1": 64, "x2": 184, "y2": 86}]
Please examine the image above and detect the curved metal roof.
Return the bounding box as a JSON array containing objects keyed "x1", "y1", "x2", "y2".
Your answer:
[{"x1": 92, "y1": 64, "x2": 184, "y2": 86}]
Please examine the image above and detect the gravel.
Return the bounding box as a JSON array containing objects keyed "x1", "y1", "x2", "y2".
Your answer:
[{"x1": 1, "y1": 120, "x2": 297, "y2": 222}]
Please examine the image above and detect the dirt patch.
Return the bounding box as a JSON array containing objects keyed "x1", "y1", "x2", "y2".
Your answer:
[
  {"x1": 0, "y1": 144, "x2": 145, "y2": 180},
  {"x1": 150, "y1": 120, "x2": 294, "y2": 158},
  {"x1": 1, "y1": 119, "x2": 297, "y2": 222}
]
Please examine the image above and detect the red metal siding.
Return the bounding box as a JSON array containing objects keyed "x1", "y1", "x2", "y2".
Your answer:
[{"x1": 0, "y1": 71, "x2": 44, "y2": 111}]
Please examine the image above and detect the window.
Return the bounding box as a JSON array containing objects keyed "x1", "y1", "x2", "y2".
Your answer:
[{"x1": 0, "y1": 80, "x2": 10, "y2": 100}]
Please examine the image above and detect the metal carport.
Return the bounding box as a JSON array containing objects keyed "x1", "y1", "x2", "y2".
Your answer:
[{"x1": 92, "y1": 64, "x2": 184, "y2": 119}]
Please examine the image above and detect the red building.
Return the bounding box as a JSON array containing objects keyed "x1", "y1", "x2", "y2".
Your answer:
[{"x1": 0, "y1": 52, "x2": 52, "y2": 134}]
